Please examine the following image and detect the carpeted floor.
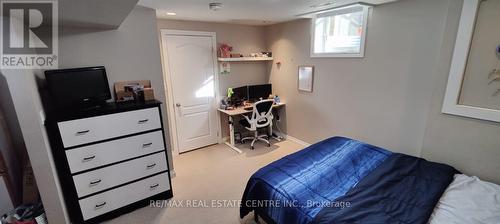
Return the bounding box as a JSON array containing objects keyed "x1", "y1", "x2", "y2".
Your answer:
[{"x1": 106, "y1": 139, "x2": 304, "y2": 224}]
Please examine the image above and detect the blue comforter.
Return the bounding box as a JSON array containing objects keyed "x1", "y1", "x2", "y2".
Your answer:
[
  {"x1": 240, "y1": 137, "x2": 459, "y2": 224},
  {"x1": 240, "y1": 137, "x2": 392, "y2": 224},
  {"x1": 313, "y1": 153, "x2": 458, "y2": 224}
]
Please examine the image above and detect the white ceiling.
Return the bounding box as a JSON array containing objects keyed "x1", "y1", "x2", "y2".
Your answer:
[{"x1": 138, "y1": 0, "x2": 399, "y2": 25}]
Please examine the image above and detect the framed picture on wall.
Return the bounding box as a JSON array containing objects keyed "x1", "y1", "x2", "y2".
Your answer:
[
  {"x1": 442, "y1": 0, "x2": 500, "y2": 123},
  {"x1": 298, "y1": 66, "x2": 314, "y2": 92}
]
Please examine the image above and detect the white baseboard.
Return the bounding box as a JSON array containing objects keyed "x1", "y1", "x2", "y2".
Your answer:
[{"x1": 280, "y1": 133, "x2": 311, "y2": 147}]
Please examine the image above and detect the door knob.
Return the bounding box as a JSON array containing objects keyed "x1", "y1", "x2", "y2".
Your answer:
[{"x1": 175, "y1": 103, "x2": 181, "y2": 107}]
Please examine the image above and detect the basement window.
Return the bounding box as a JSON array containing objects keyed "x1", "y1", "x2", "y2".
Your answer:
[{"x1": 311, "y1": 4, "x2": 370, "y2": 58}]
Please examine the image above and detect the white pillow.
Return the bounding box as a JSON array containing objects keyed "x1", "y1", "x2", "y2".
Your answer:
[{"x1": 428, "y1": 174, "x2": 500, "y2": 224}]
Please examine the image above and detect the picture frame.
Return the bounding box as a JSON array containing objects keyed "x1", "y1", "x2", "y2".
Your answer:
[
  {"x1": 298, "y1": 65, "x2": 314, "y2": 92},
  {"x1": 442, "y1": 0, "x2": 500, "y2": 123}
]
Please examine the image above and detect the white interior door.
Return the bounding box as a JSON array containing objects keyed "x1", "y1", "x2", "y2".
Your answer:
[{"x1": 163, "y1": 33, "x2": 219, "y2": 153}]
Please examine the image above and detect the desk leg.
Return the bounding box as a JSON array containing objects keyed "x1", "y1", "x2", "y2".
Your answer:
[
  {"x1": 229, "y1": 116, "x2": 235, "y2": 146},
  {"x1": 224, "y1": 115, "x2": 242, "y2": 154}
]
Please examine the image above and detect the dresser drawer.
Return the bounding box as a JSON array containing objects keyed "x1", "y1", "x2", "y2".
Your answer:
[
  {"x1": 78, "y1": 173, "x2": 170, "y2": 221},
  {"x1": 58, "y1": 108, "x2": 161, "y2": 148},
  {"x1": 73, "y1": 152, "x2": 168, "y2": 198},
  {"x1": 65, "y1": 131, "x2": 164, "y2": 174}
]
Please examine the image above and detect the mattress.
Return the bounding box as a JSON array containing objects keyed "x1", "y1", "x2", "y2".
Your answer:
[
  {"x1": 240, "y1": 136, "x2": 459, "y2": 224},
  {"x1": 240, "y1": 137, "x2": 392, "y2": 224}
]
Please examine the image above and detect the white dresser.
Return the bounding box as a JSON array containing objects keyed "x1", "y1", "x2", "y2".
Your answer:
[{"x1": 45, "y1": 101, "x2": 172, "y2": 224}]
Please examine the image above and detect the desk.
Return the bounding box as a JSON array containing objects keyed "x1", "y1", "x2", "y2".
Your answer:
[{"x1": 218, "y1": 102, "x2": 285, "y2": 153}]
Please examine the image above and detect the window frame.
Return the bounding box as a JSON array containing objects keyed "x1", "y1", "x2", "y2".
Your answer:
[{"x1": 310, "y1": 4, "x2": 370, "y2": 58}]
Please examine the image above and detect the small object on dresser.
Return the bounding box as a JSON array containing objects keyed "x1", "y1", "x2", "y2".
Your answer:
[
  {"x1": 124, "y1": 84, "x2": 145, "y2": 102},
  {"x1": 115, "y1": 80, "x2": 155, "y2": 102},
  {"x1": 143, "y1": 88, "x2": 155, "y2": 101}
]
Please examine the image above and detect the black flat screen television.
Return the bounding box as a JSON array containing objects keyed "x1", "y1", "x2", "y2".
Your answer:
[{"x1": 45, "y1": 66, "x2": 111, "y2": 109}]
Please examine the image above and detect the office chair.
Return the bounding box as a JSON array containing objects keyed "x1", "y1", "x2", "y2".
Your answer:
[{"x1": 239, "y1": 99, "x2": 274, "y2": 149}]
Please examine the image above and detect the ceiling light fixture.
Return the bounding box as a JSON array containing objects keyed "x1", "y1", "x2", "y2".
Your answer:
[
  {"x1": 166, "y1": 12, "x2": 176, "y2": 16},
  {"x1": 209, "y1": 2, "x2": 223, "y2": 11}
]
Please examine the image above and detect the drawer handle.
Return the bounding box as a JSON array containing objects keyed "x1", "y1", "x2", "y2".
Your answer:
[
  {"x1": 76, "y1": 130, "x2": 90, "y2": 135},
  {"x1": 138, "y1": 119, "x2": 149, "y2": 124},
  {"x1": 146, "y1": 163, "x2": 157, "y2": 169},
  {"x1": 142, "y1": 143, "x2": 153, "y2": 148},
  {"x1": 89, "y1": 179, "x2": 102, "y2": 186},
  {"x1": 150, "y1": 184, "x2": 159, "y2": 190},
  {"x1": 95, "y1": 202, "x2": 106, "y2": 209},
  {"x1": 82, "y1": 155, "x2": 96, "y2": 162}
]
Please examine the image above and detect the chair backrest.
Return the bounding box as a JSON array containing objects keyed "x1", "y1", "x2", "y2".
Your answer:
[{"x1": 250, "y1": 99, "x2": 274, "y2": 128}]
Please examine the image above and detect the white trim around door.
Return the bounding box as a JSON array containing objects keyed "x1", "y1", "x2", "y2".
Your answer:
[{"x1": 160, "y1": 29, "x2": 223, "y2": 155}]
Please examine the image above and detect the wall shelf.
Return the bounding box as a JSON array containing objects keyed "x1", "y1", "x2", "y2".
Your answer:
[{"x1": 217, "y1": 57, "x2": 273, "y2": 62}]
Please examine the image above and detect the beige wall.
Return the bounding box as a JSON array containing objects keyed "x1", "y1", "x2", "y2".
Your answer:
[
  {"x1": 265, "y1": 0, "x2": 449, "y2": 156},
  {"x1": 156, "y1": 19, "x2": 269, "y2": 96},
  {"x1": 265, "y1": 0, "x2": 500, "y2": 183}
]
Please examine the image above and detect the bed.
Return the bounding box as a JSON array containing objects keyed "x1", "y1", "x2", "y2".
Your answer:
[{"x1": 240, "y1": 136, "x2": 460, "y2": 224}]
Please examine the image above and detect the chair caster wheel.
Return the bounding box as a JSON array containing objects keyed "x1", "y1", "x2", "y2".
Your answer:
[
  {"x1": 267, "y1": 143, "x2": 271, "y2": 147},
  {"x1": 250, "y1": 146, "x2": 254, "y2": 150}
]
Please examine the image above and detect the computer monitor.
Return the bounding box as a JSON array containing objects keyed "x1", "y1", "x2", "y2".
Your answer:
[
  {"x1": 248, "y1": 84, "x2": 272, "y2": 101},
  {"x1": 232, "y1": 86, "x2": 249, "y2": 100}
]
